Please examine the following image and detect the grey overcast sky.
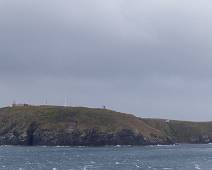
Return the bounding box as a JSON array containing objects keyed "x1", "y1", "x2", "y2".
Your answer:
[{"x1": 1, "y1": 0, "x2": 212, "y2": 121}]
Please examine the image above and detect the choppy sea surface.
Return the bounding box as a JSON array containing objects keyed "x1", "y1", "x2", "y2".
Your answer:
[{"x1": 0, "y1": 144, "x2": 212, "y2": 170}]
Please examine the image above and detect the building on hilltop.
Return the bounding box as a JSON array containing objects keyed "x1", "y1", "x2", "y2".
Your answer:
[{"x1": 12, "y1": 103, "x2": 30, "y2": 107}]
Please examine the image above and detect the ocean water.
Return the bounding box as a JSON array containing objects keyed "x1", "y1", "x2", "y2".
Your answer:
[{"x1": 0, "y1": 144, "x2": 211, "y2": 170}]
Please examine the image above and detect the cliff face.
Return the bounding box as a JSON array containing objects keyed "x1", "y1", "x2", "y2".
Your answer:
[{"x1": 0, "y1": 106, "x2": 211, "y2": 146}]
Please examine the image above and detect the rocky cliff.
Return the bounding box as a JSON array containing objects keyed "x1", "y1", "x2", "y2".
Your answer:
[{"x1": 0, "y1": 105, "x2": 211, "y2": 146}]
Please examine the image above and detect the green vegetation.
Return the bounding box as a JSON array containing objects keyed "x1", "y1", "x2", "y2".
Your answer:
[{"x1": 0, "y1": 105, "x2": 161, "y2": 135}]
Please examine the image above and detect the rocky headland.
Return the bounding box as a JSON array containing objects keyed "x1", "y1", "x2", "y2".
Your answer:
[{"x1": 0, "y1": 105, "x2": 211, "y2": 146}]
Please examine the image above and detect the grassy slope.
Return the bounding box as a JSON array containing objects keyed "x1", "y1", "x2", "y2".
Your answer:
[
  {"x1": 0, "y1": 106, "x2": 163, "y2": 138},
  {"x1": 142, "y1": 118, "x2": 212, "y2": 143}
]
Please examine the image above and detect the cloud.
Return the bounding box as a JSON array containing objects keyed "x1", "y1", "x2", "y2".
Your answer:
[{"x1": 0, "y1": 0, "x2": 212, "y2": 120}]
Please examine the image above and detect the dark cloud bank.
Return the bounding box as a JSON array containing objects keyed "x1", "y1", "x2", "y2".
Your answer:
[{"x1": 1, "y1": 0, "x2": 212, "y2": 121}]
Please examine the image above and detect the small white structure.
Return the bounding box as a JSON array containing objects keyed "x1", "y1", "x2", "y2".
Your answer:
[{"x1": 165, "y1": 119, "x2": 170, "y2": 123}]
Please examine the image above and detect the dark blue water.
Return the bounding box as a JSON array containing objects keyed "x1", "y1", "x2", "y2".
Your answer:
[{"x1": 0, "y1": 144, "x2": 211, "y2": 170}]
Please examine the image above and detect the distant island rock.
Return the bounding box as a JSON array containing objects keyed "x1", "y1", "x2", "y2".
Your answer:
[{"x1": 0, "y1": 105, "x2": 211, "y2": 146}]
